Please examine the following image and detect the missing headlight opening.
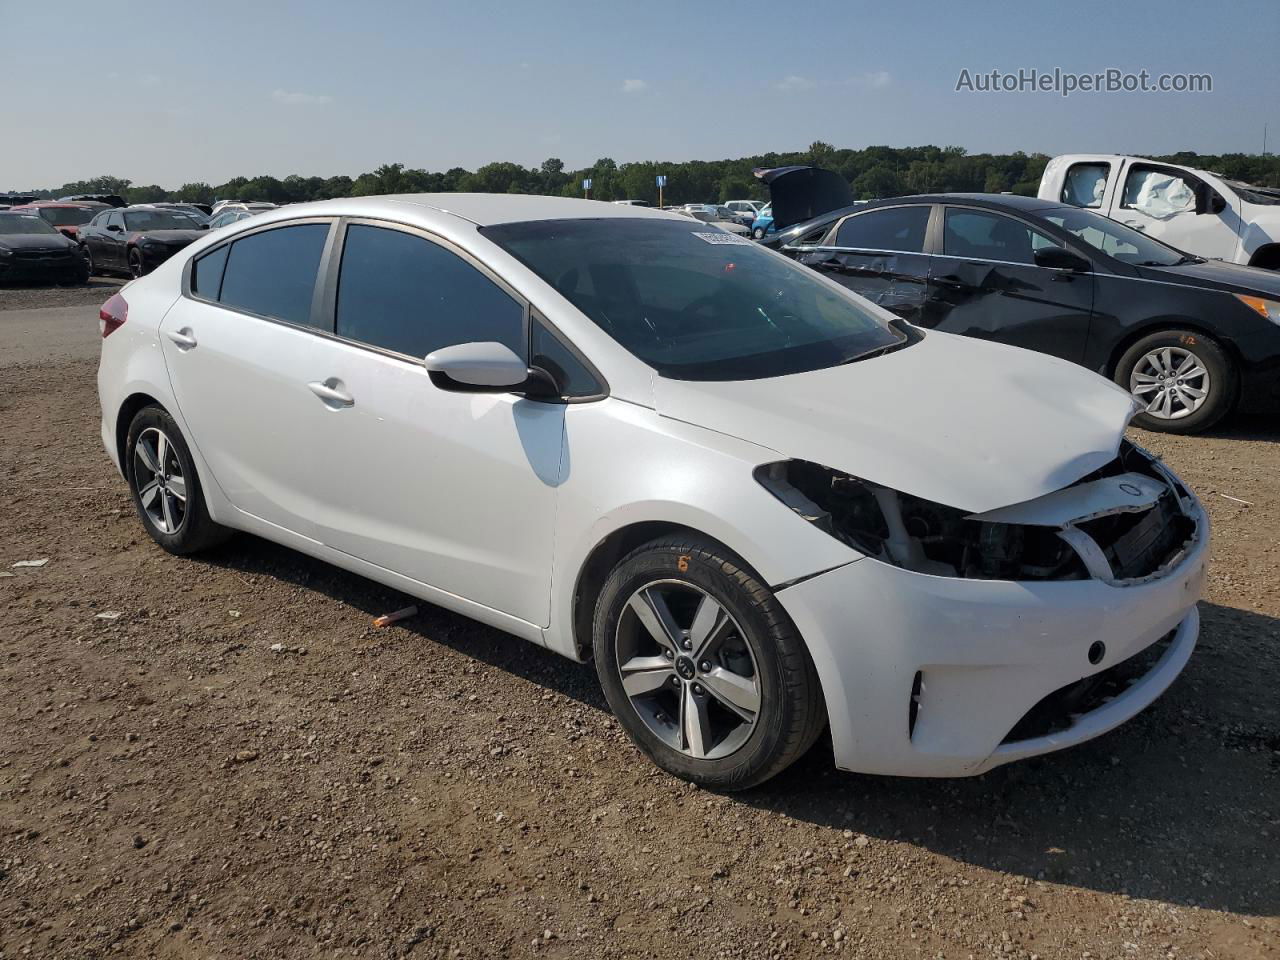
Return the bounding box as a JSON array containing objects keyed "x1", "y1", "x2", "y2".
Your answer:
[{"x1": 756, "y1": 442, "x2": 1197, "y2": 583}]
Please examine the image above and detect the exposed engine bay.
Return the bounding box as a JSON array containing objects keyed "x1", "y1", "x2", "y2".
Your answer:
[{"x1": 757, "y1": 441, "x2": 1199, "y2": 583}]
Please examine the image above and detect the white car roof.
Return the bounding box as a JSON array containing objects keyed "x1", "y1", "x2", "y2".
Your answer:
[{"x1": 373, "y1": 193, "x2": 686, "y2": 226}]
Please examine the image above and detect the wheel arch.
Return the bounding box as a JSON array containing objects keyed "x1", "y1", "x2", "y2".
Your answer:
[
  {"x1": 1247, "y1": 243, "x2": 1280, "y2": 270},
  {"x1": 115, "y1": 391, "x2": 163, "y2": 470},
  {"x1": 570, "y1": 521, "x2": 710, "y2": 661},
  {"x1": 1105, "y1": 318, "x2": 1243, "y2": 383}
]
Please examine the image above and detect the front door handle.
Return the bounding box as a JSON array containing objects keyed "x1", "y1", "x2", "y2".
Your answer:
[
  {"x1": 166, "y1": 328, "x2": 198, "y2": 350},
  {"x1": 307, "y1": 378, "x2": 355, "y2": 408},
  {"x1": 1123, "y1": 221, "x2": 1147, "y2": 231}
]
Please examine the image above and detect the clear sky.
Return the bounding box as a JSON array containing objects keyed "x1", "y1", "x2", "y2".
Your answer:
[{"x1": 3, "y1": 0, "x2": 1277, "y2": 189}]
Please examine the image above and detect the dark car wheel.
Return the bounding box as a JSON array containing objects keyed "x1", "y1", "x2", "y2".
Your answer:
[
  {"x1": 84, "y1": 246, "x2": 96, "y2": 277},
  {"x1": 125, "y1": 406, "x2": 231, "y2": 554},
  {"x1": 593, "y1": 534, "x2": 826, "y2": 791},
  {"x1": 128, "y1": 248, "x2": 147, "y2": 278},
  {"x1": 1116, "y1": 329, "x2": 1235, "y2": 434}
]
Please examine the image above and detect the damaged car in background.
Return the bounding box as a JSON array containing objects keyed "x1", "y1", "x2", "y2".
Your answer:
[
  {"x1": 758, "y1": 165, "x2": 1280, "y2": 434},
  {"x1": 96, "y1": 195, "x2": 1207, "y2": 789}
]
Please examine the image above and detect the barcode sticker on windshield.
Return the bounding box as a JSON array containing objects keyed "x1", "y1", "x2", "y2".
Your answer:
[{"x1": 692, "y1": 231, "x2": 752, "y2": 245}]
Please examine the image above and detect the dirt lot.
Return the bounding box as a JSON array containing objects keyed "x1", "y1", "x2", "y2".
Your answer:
[{"x1": 1, "y1": 286, "x2": 1277, "y2": 960}]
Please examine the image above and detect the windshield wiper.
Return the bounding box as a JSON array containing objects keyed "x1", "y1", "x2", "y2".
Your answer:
[{"x1": 840, "y1": 334, "x2": 910, "y2": 365}]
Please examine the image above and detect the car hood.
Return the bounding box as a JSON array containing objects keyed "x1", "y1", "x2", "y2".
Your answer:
[
  {"x1": 1136, "y1": 258, "x2": 1280, "y2": 298},
  {"x1": 652, "y1": 330, "x2": 1136, "y2": 514},
  {"x1": 752, "y1": 165, "x2": 854, "y2": 231},
  {"x1": 0, "y1": 233, "x2": 77, "y2": 252},
  {"x1": 129, "y1": 229, "x2": 203, "y2": 243}
]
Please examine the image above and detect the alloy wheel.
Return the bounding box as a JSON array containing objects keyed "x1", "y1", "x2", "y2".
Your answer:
[
  {"x1": 128, "y1": 250, "x2": 144, "y2": 278},
  {"x1": 1129, "y1": 346, "x2": 1210, "y2": 420},
  {"x1": 133, "y1": 427, "x2": 187, "y2": 534},
  {"x1": 614, "y1": 580, "x2": 761, "y2": 760}
]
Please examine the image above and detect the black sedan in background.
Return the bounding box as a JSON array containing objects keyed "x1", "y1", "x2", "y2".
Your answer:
[
  {"x1": 0, "y1": 212, "x2": 90, "y2": 285},
  {"x1": 78, "y1": 207, "x2": 205, "y2": 278},
  {"x1": 765, "y1": 190, "x2": 1280, "y2": 433}
]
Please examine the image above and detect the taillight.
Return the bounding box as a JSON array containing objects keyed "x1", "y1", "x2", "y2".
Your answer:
[{"x1": 99, "y1": 293, "x2": 127, "y2": 338}]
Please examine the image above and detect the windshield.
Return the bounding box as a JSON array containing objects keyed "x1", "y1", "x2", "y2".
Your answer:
[
  {"x1": 123, "y1": 211, "x2": 198, "y2": 231},
  {"x1": 1042, "y1": 207, "x2": 1190, "y2": 266},
  {"x1": 482, "y1": 218, "x2": 905, "y2": 380},
  {"x1": 0, "y1": 215, "x2": 59, "y2": 236},
  {"x1": 39, "y1": 207, "x2": 97, "y2": 226},
  {"x1": 1223, "y1": 179, "x2": 1280, "y2": 205}
]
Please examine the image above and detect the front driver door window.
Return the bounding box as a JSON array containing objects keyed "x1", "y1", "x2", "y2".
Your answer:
[
  {"x1": 1118, "y1": 163, "x2": 1238, "y2": 261},
  {"x1": 926, "y1": 208, "x2": 1095, "y2": 362},
  {"x1": 311, "y1": 222, "x2": 564, "y2": 627}
]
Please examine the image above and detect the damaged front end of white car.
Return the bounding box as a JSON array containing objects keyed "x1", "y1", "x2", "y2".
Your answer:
[
  {"x1": 755, "y1": 434, "x2": 1208, "y2": 778},
  {"x1": 757, "y1": 439, "x2": 1202, "y2": 588}
]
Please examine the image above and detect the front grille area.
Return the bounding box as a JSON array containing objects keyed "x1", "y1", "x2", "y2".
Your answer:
[
  {"x1": 1077, "y1": 493, "x2": 1196, "y2": 580},
  {"x1": 1001, "y1": 630, "x2": 1175, "y2": 743},
  {"x1": 12, "y1": 248, "x2": 72, "y2": 261}
]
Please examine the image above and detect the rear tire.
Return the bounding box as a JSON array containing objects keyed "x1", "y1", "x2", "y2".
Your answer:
[
  {"x1": 1115, "y1": 330, "x2": 1235, "y2": 434},
  {"x1": 593, "y1": 534, "x2": 826, "y2": 790},
  {"x1": 125, "y1": 406, "x2": 231, "y2": 554}
]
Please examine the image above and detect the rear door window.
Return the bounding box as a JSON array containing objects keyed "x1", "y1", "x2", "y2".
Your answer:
[
  {"x1": 834, "y1": 206, "x2": 930, "y2": 253},
  {"x1": 218, "y1": 223, "x2": 330, "y2": 327},
  {"x1": 334, "y1": 224, "x2": 524, "y2": 359}
]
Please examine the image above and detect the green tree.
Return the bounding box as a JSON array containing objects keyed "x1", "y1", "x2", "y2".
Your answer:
[
  {"x1": 126, "y1": 184, "x2": 168, "y2": 203},
  {"x1": 175, "y1": 182, "x2": 214, "y2": 203}
]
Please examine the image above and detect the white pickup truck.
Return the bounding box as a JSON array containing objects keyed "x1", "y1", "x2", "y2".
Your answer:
[{"x1": 1039, "y1": 154, "x2": 1280, "y2": 269}]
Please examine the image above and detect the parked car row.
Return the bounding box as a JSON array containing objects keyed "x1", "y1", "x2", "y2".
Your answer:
[{"x1": 0, "y1": 197, "x2": 282, "y2": 284}]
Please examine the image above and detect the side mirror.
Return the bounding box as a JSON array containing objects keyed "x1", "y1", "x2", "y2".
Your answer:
[
  {"x1": 106, "y1": 224, "x2": 122, "y2": 233},
  {"x1": 425, "y1": 341, "x2": 559, "y2": 397},
  {"x1": 1193, "y1": 183, "x2": 1227, "y2": 215},
  {"x1": 1033, "y1": 245, "x2": 1090, "y2": 272}
]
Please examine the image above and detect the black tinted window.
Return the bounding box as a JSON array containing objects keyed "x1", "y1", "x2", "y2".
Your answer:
[
  {"x1": 531, "y1": 320, "x2": 601, "y2": 398},
  {"x1": 219, "y1": 223, "x2": 329, "y2": 326},
  {"x1": 835, "y1": 206, "x2": 929, "y2": 252},
  {"x1": 942, "y1": 209, "x2": 1052, "y2": 265},
  {"x1": 192, "y1": 245, "x2": 229, "y2": 299},
  {"x1": 335, "y1": 224, "x2": 524, "y2": 358}
]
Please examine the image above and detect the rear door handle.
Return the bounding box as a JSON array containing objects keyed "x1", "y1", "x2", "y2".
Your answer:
[
  {"x1": 166, "y1": 328, "x2": 197, "y2": 350},
  {"x1": 307, "y1": 379, "x2": 355, "y2": 408},
  {"x1": 1123, "y1": 221, "x2": 1146, "y2": 231}
]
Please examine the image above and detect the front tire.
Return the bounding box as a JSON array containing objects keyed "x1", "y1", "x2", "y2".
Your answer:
[
  {"x1": 125, "y1": 406, "x2": 230, "y2": 554},
  {"x1": 593, "y1": 535, "x2": 825, "y2": 790},
  {"x1": 127, "y1": 248, "x2": 146, "y2": 278},
  {"x1": 1116, "y1": 330, "x2": 1235, "y2": 433},
  {"x1": 751, "y1": 227, "x2": 766, "y2": 240}
]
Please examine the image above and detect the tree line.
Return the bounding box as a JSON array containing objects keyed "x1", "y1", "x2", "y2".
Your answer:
[{"x1": 19, "y1": 143, "x2": 1280, "y2": 207}]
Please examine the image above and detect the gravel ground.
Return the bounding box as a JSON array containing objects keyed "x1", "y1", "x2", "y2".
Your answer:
[
  {"x1": 0, "y1": 277, "x2": 123, "y2": 311},
  {"x1": 0, "y1": 299, "x2": 1277, "y2": 959}
]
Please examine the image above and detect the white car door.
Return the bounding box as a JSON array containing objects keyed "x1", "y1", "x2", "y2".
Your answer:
[
  {"x1": 1110, "y1": 161, "x2": 1239, "y2": 261},
  {"x1": 304, "y1": 221, "x2": 565, "y2": 627},
  {"x1": 159, "y1": 219, "x2": 336, "y2": 538}
]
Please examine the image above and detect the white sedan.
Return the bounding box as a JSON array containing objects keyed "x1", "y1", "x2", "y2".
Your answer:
[{"x1": 96, "y1": 195, "x2": 1208, "y2": 789}]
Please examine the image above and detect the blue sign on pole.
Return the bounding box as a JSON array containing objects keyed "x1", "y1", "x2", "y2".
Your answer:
[
  {"x1": 656, "y1": 175, "x2": 667, "y2": 187},
  {"x1": 582, "y1": 178, "x2": 593, "y2": 190}
]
